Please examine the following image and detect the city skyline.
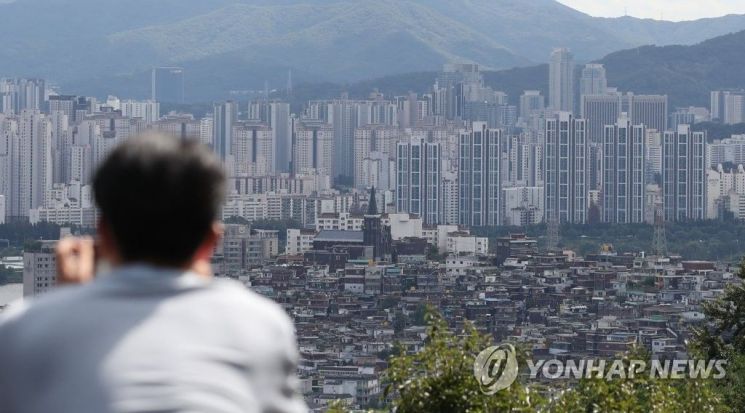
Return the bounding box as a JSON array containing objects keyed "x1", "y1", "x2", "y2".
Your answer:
[
  {"x1": 0, "y1": 57, "x2": 730, "y2": 231},
  {"x1": 3, "y1": 3, "x2": 745, "y2": 411}
]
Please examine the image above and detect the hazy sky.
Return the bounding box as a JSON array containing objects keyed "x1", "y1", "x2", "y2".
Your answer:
[{"x1": 558, "y1": 0, "x2": 745, "y2": 21}]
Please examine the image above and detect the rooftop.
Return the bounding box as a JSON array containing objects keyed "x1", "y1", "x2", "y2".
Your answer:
[{"x1": 314, "y1": 230, "x2": 364, "y2": 243}]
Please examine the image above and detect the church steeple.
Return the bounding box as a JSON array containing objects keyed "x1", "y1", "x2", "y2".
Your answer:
[
  {"x1": 364, "y1": 185, "x2": 389, "y2": 261},
  {"x1": 366, "y1": 186, "x2": 378, "y2": 215}
]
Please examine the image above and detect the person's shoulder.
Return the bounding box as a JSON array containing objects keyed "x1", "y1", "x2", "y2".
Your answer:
[
  {"x1": 206, "y1": 279, "x2": 293, "y2": 325},
  {"x1": 204, "y1": 279, "x2": 296, "y2": 341},
  {"x1": 0, "y1": 284, "x2": 95, "y2": 331},
  {"x1": 0, "y1": 298, "x2": 29, "y2": 327}
]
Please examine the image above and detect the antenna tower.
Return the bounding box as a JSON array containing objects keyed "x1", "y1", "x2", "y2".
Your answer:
[{"x1": 652, "y1": 201, "x2": 668, "y2": 257}]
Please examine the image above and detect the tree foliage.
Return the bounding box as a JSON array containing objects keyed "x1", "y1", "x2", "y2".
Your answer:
[
  {"x1": 693, "y1": 122, "x2": 745, "y2": 141},
  {"x1": 385, "y1": 311, "x2": 541, "y2": 412},
  {"x1": 692, "y1": 257, "x2": 745, "y2": 411},
  {"x1": 383, "y1": 310, "x2": 729, "y2": 413},
  {"x1": 0, "y1": 221, "x2": 65, "y2": 247},
  {"x1": 549, "y1": 348, "x2": 728, "y2": 413},
  {"x1": 472, "y1": 220, "x2": 745, "y2": 262}
]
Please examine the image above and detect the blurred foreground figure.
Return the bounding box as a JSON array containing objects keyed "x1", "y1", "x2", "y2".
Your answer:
[{"x1": 0, "y1": 134, "x2": 307, "y2": 413}]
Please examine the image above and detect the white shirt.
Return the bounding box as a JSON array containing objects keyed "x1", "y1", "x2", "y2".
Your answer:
[{"x1": 0, "y1": 265, "x2": 308, "y2": 413}]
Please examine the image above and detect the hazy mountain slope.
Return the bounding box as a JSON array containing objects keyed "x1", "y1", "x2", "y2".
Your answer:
[
  {"x1": 595, "y1": 14, "x2": 745, "y2": 47},
  {"x1": 305, "y1": 29, "x2": 745, "y2": 109},
  {"x1": 598, "y1": 30, "x2": 745, "y2": 107},
  {"x1": 406, "y1": 0, "x2": 627, "y2": 62},
  {"x1": 0, "y1": 0, "x2": 232, "y2": 81},
  {"x1": 107, "y1": 1, "x2": 528, "y2": 80},
  {"x1": 3, "y1": 0, "x2": 745, "y2": 100}
]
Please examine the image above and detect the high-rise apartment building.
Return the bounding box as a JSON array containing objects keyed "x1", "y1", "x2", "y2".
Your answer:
[
  {"x1": 48, "y1": 95, "x2": 76, "y2": 122},
  {"x1": 268, "y1": 102, "x2": 292, "y2": 173},
  {"x1": 329, "y1": 97, "x2": 358, "y2": 180},
  {"x1": 150, "y1": 115, "x2": 200, "y2": 140},
  {"x1": 354, "y1": 126, "x2": 399, "y2": 189},
  {"x1": 602, "y1": 114, "x2": 646, "y2": 223},
  {"x1": 2, "y1": 110, "x2": 54, "y2": 218},
  {"x1": 231, "y1": 121, "x2": 273, "y2": 176},
  {"x1": 724, "y1": 94, "x2": 745, "y2": 125},
  {"x1": 503, "y1": 186, "x2": 544, "y2": 226},
  {"x1": 199, "y1": 117, "x2": 213, "y2": 147},
  {"x1": 67, "y1": 120, "x2": 98, "y2": 183},
  {"x1": 48, "y1": 110, "x2": 69, "y2": 184},
  {"x1": 545, "y1": 112, "x2": 588, "y2": 224},
  {"x1": 307, "y1": 96, "x2": 402, "y2": 180},
  {"x1": 395, "y1": 92, "x2": 419, "y2": 128},
  {"x1": 587, "y1": 143, "x2": 603, "y2": 191},
  {"x1": 582, "y1": 92, "x2": 667, "y2": 143},
  {"x1": 549, "y1": 48, "x2": 574, "y2": 112},
  {"x1": 711, "y1": 90, "x2": 745, "y2": 124},
  {"x1": 646, "y1": 129, "x2": 663, "y2": 182},
  {"x1": 213, "y1": 101, "x2": 237, "y2": 162},
  {"x1": 293, "y1": 120, "x2": 333, "y2": 177},
  {"x1": 629, "y1": 93, "x2": 668, "y2": 133},
  {"x1": 519, "y1": 90, "x2": 545, "y2": 121},
  {"x1": 432, "y1": 63, "x2": 482, "y2": 120},
  {"x1": 359, "y1": 98, "x2": 398, "y2": 127},
  {"x1": 396, "y1": 138, "x2": 441, "y2": 225},
  {"x1": 670, "y1": 109, "x2": 696, "y2": 129},
  {"x1": 441, "y1": 170, "x2": 459, "y2": 225},
  {"x1": 663, "y1": 124, "x2": 706, "y2": 221},
  {"x1": 0, "y1": 78, "x2": 45, "y2": 115},
  {"x1": 0, "y1": 115, "x2": 15, "y2": 221},
  {"x1": 249, "y1": 100, "x2": 293, "y2": 173},
  {"x1": 359, "y1": 152, "x2": 395, "y2": 192},
  {"x1": 708, "y1": 135, "x2": 745, "y2": 167},
  {"x1": 579, "y1": 64, "x2": 607, "y2": 97},
  {"x1": 121, "y1": 100, "x2": 160, "y2": 123},
  {"x1": 581, "y1": 93, "x2": 621, "y2": 143},
  {"x1": 459, "y1": 122, "x2": 501, "y2": 227},
  {"x1": 706, "y1": 164, "x2": 745, "y2": 220},
  {"x1": 507, "y1": 135, "x2": 543, "y2": 187}
]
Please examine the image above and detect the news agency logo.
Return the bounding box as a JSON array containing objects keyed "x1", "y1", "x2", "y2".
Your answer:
[
  {"x1": 473, "y1": 344, "x2": 519, "y2": 395},
  {"x1": 473, "y1": 343, "x2": 728, "y2": 395}
]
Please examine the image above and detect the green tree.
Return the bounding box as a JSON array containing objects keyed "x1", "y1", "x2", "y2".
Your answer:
[
  {"x1": 383, "y1": 310, "x2": 728, "y2": 413},
  {"x1": 325, "y1": 400, "x2": 348, "y2": 413},
  {"x1": 426, "y1": 245, "x2": 446, "y2": 263},
  {"x1": 549, "y1": 348, "x2": 728, "y2": 413},
  {"x1": 411, "y1": 303, "x2": 429, "y2": 326},
  {"x1": 384, "y1": 311, "x2": 542, "y2": 413},
  {"x1": 693, "y1": 259, "x2": 745, "y2": 358},
  {"x1": 393, "y1": 310, "x2": 408, "y2": 334},
  {"x1": 378, "y1": 341, "x2": 404, "y2": 361},
  {"x1": 692, "y1": 257, "x2": 745, "y2": 411}
]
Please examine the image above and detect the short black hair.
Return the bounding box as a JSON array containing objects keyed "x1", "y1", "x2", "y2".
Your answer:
[{"x1": 93, "y1": 134, "x2": 225, "y2": 267}]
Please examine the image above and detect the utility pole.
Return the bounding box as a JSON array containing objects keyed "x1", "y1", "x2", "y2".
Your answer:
[{"x1": 653, "y1": 201, "x2": 668, "y2": 257}]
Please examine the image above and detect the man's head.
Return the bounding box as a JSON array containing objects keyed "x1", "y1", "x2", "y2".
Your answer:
[{"x1": 93, "y1": 134, "x2": 225, "y2": 268}]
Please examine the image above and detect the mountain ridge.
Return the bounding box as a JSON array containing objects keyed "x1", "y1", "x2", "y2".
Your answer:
[
  {"x1": 3, "y1": 0, "x2": 745, "y2": 100},
  {"x1": 299, "y1": 29, "x2": 745, "y2": 109}
]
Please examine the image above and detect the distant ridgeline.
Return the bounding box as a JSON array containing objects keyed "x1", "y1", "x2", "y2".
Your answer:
[
  {"x1": 4, "y1": 0, "x2": 745, "y2": 101},
  {"x1": 281, "y1": 29, "x2": 745, "y2": 111}
]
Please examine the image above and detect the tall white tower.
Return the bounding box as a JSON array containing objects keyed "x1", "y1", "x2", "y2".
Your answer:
[{"x1": 549, "y1": 48, "x2": 575, "y2": 113}]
